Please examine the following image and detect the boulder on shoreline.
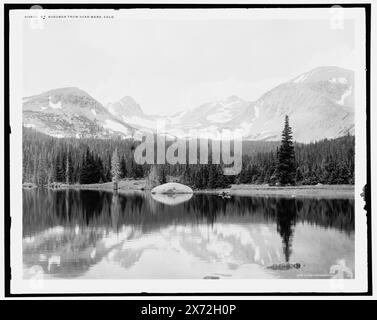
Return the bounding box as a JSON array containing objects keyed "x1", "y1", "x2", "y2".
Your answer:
[{"x1": 151, "y1": 182, "x2": 193, "y2": 194}]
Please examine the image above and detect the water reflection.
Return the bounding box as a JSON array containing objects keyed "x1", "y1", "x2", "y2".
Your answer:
[
  {"x1": 23, "y1": 189, "x2": 354, "y2": 279},
  {"x1": 151, "y1": 192, "x2": 193, "y2": 206},
  {"x1": 275, "y1": 199, "x2": 297, "y2": 262}
]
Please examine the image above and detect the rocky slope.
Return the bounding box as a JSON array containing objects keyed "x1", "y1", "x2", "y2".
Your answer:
[{"x1": 23, "y1": 87, "x2": 136, "y2": 139}]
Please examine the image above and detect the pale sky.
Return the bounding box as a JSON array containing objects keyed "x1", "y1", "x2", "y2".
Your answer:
[{"x1": 22, "y1": 10, "x2": 355, "y2": 115}]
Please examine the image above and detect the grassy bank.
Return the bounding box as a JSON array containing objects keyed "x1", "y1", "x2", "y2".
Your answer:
[
  {"x1": 47, "y1": 179, "x2": 149, "y2": 191},
  {"x1": 26, "y1": 179, "x2": 356, "y2": 199},
  {"x1": 198, "y1": 184, "x2": 355, "y2": 199}
]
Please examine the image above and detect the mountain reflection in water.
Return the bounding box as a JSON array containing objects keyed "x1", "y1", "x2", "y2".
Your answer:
[{"x1": 23, "y1": 189, "x2": 354, "y2": 279}]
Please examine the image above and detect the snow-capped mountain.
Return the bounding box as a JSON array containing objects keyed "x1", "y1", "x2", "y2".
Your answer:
[
  {"x1": 105, "y1": 96, "x2": 165, "y2": 133},
  {"x1": 104, "y1": 66, "x2": 354, "y2": 142},
  {"x1": 241, "y1": 66, "x2": 354, "y2": 141},
  {"x1": 22, "y1": 66, "x2": 354, "y2": 143},
  {"x1": 163, "y1": 95, "x2": 256, "y2": 140},
  {"x1": 23, "y1": 87, "x2": 136, "y2": 139},
  {"x1": 105, "y1": 95, "x2": 255, "y2": 139},
  {"x1": 106, "y1": 96, "x2": 144, "y2": 119}
]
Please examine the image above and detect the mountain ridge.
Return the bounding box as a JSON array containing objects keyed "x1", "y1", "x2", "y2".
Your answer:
[{"x1": 23, "y1": 66, "x2": 354, "y2": 143}]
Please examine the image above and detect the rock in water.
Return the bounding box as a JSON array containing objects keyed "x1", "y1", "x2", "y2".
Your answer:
[{"x1": 151, "y1": 182, "x2": 193, "y2": 194}]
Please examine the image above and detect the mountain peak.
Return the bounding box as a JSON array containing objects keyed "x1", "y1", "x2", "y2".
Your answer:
[
  {"x1": 223, "y1": 95, "x2": 243, "y2": 104},
  {"x1": 46, "y1": 87, "x2": 92, "y2": 97},
  {"x1": 23, "y1": 87, "x2": 92, "y2": 101},
  {"x1": 119, "y1": 95, "x2": 139, "y2": 105},
  {"x1": 291, "y1": 66, "x2": 353, "y2": 84},
  {"x1": 107, "y1": 95, "x2": 144, "y2": 118}
]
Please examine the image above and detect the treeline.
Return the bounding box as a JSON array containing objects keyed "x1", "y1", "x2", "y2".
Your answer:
[
  {"x1": 238, "y1": 134, "x2": 354, "y2": 185},
  {"x1": 22, "y1": 127, "x2": 355, "y2": 188},
  {"x1": 239, "y1": 116, "x2": 354, "y2": 185},
  {"x1": 22, "y1": 128, "x2": 145, "y2": 186}
]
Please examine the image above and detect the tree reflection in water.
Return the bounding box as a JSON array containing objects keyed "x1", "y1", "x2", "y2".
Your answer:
[
  {"x1": 23, "y1": 189, "x2": 354, "y2": 278},
  {"x1": 275, "y1": 199, "x2": 297, "y2": 262}
]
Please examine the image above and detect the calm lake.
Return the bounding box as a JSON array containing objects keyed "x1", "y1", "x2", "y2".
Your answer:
[{"x1": 23, "y1": 189, "x2": 355, "y2": 279}]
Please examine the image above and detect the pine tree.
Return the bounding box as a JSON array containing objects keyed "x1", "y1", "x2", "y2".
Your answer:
[
  {"x1": 147, "y1": 165, "x2": 159, "y2": 187},
  {"x1": 158, "y1": 165, "x2": 167, "y2": 184},
  {"x1": 38, "y1": 153, "x2": 49, "y2": 186},
  {"x1": 276, "y1": 115, "x2": 296, "y2": 185},
  {"x1": 111, "y1": 148, "x2": 121, "y2": 185},
  {"x1": 94, "y1": 155, "x2": 104, "y2": 183},
  {"x1": 183, "y1": 165, "x2": 192, "y2": 185},
  {"x1": 246, "y1": 165, "x2": 255, "y2": 183},
  {"x1": 54, "y1": 152, "x2": 66, "y2": 182},
  {"x1": 132, "y1": 162, "x2": 144, "y2": 179},
  {"x1": 65, "y1": 151, "x2": 74, "y2": 184},
  {"x1": 120, "y1": 155, "x2": 127, "y2": 178},
  {"x1": 239, "y1": 167, "x2": 247, "y2": 184},
  {"x1": 295, "y1": 167, "x2": 303, "y2": 184},
  {"x1": 78, "y1": 148, "x2": 101, "y2": 184},
  {"x1": 208, "y1": 164, "x2": 217, "y2": 189},
  {"x1": 33, "y1": 154, "x2": 39, "y2": 185},
  {"x1": 104, "y1": 154, "x2": 111, "y2": 182},
  {"x1": 337, "y1": 161, "x2": 351, "y2": 184},
  {"x1": 215, "y1": 165, "x2": 225, "y2": 188},
  {"x1": 79, "y1": 148, "x2": 92, "y2": 184}
]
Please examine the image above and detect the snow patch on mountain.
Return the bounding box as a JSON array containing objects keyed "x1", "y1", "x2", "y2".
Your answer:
[
  {"x1": 122, "y1": 115, "x2": 158, "y2": 130},
  {"x1": 239, "y1": 121, "x2": 254, "y2": 134},
  {"x1": 254, "y1": 103, "x2": 261, "y2": 118},
  {"x1": 48, "y1": 97, "x2": 62, "y2": 109},
  {"x1": 337, "y1": 86, "x2": 352, "y2": 106},
  {"x1": 293, "y1": 74, "x2": 307, "y2": 83},
  {"x1": 168, "y1": 110, "x2": 188, "y2": 124},
  {"x1": 329, "y1": 77, "x2": 348, "y2": 84}
]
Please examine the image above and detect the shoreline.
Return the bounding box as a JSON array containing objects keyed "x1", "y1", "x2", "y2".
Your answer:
[
  {"x1": 23, "y1": 180, "x2": 356, "y2": 199},
  {"x1": 196, "y1": 184, "x2": 355, "y2": 199}
]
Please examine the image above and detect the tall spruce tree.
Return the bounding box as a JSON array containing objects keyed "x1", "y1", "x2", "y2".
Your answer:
[
  {"x1": 276, "y1": 115, "x2": 296, "y2": 185},
  {"x1": 111, "y1": 148, "x2": 121, "y2": 185}
]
